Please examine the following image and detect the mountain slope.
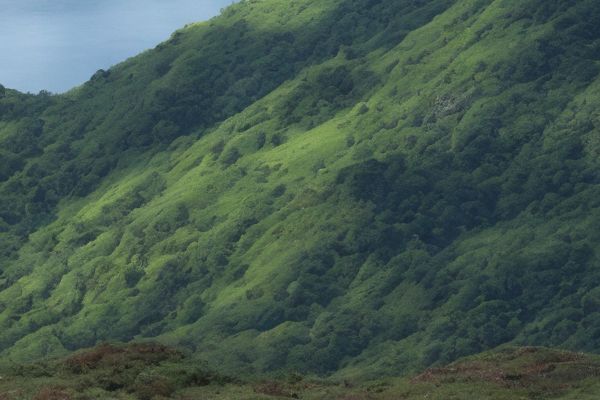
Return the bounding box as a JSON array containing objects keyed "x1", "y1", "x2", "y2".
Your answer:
[{"x1": 1, "y1": 0, "x2": 600, "y2": 378}]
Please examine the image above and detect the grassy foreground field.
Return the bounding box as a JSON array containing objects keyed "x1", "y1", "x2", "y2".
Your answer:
[{"x1": 0, "y1": 344, "x2": 599, "y2": 399}]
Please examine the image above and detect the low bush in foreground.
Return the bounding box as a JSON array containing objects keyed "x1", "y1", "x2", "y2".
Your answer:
[{"x1": 1, "y1": 344, "x2": 600, "y2": 399}]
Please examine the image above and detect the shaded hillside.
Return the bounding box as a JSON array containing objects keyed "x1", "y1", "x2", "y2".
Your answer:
[{"x1": 1, "y1": 0, "x2": 600, "y2": 378}]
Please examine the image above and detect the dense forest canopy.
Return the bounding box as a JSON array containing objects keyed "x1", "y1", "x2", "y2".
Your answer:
[{"x1": 1, "y1": 0, "x2": 600, "y2": 379}]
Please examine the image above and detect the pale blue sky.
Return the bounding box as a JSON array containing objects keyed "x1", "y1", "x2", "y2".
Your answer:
[{"x1": 0, "y1": 0, "x2": 235, "y2": 93}]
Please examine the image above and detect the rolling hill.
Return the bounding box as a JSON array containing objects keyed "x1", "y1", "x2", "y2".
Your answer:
[{"x1": 2, "y1": 344, "x2": 600, "y2": 399}]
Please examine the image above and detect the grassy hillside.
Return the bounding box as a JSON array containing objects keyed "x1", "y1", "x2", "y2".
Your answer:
[
  {"x1": 1, "y1": 0, "x2": 600, "y2": 379},
  {"x1": 0, "y1": 344, "x2": 599, "y2": 399}
]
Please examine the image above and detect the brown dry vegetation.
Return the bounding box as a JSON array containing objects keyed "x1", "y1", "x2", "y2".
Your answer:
[
  {"x1": 412, "y1": 346, "x2": 600, "y2": 394},
  {"x1": 32, "y1": 387, "x2": 72, "y2": 400},
  {"x1": 64, "y1": 342, "x2": 182, "y2": 373},
  {"x1": 1, "y1": 345, "x2": 600, "y2": 399}
]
